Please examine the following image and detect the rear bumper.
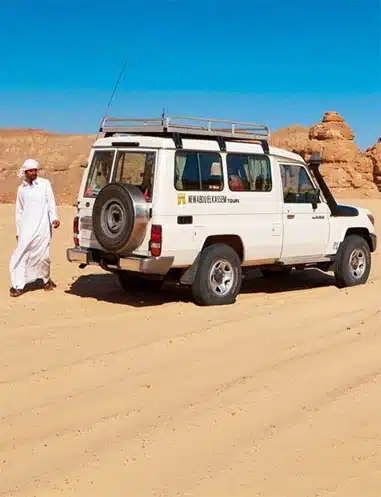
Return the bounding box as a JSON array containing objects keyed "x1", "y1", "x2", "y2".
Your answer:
[
  {"x1": 66, "y1": 247, "x2": 174, "y2": 276},
  {"x1": 67, "y1": 247, "x2": 89, "y2": 265},
  {"x1": 370, "y1": 233, "x2": 377, "y2": 252}
]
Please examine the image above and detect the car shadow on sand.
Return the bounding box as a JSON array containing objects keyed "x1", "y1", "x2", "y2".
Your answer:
[
  {"x1": 65, "y1": 268, "x2": 337, "y2": 308},
  {"x1": 65, "y1": 273, "x2": 193, "y2": 307},
  {"x1": 242, "y1": 268, "x2": 336, "y2": 295}
]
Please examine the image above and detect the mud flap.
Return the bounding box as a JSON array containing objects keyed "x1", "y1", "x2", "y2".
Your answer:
[{"x1": 180, "y1": 252, "x2": 201, "y2": 285}]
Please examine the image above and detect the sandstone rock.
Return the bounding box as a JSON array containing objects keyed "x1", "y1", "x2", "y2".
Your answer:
[
  {"x1": 271, "y1": 124, "x2": 309, "y2": 152},
  {"x1": 309, "y1": 124, "x2": 346, "y2": 141},
  {"x1": 366, "y1": 138, "x2": 381, "y2": 186},
  {"x1": 272, "y1": 112, "x2": 379, "y2": 197},
  {"x1": 310, "y1": 112, "x2": 355, "y2": 141},
  {"x1": 0, "y1": 129, "x2": 95, "y2": 204},
  {"x1": 323, "y1": 111, "x2": 344, "y2": 123}
]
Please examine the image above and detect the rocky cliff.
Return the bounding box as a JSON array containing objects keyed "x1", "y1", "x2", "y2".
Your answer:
[
  {"x1": 0, "y1": 129, "x2": 95, "y2": 204},
  {"x1": 0, "y1": 112, "x2": 379, "y2": 204},
  {"x1": 365, "y1": 138, "x2": 381, "y2": 190},
  {"x1": 271, "y1": 111, "x2": 380, "y2": 197}
]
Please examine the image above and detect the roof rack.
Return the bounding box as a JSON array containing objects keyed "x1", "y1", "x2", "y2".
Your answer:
[{"x1": 99, "y1": 115, "x2": 271, "y2": 153}]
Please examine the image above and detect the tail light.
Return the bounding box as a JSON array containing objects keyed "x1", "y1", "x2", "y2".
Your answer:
[
  {"x1": 150, "y1": 224, "x2": 162, "y2": 257},
  {"x1": 73, "y1": 216, "x2": 79, "y2": 246}
]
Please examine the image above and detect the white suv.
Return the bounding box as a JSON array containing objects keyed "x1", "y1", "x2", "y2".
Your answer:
[{"x1": 67, "y1": 115, "x2": 377, "y2": 306}]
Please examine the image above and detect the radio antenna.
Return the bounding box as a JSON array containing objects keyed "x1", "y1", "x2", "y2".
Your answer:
[{"x1": 97, "y1": 58, "x2": 128, "y2": 139}]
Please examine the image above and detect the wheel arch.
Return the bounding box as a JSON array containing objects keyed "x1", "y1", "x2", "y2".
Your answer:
[
  {"x1": 179, "y1": 234, "x2": 244, "y2": 286},
  {"x1": 344, "y1": 228, "x2": 374, "y2": 253},
  {"x1": 202, "y1": 234, "x2": 244, "y2": 261}
]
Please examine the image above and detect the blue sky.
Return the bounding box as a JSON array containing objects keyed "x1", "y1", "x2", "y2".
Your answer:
[{"x1": 1, "y1": 0, "x2": 380, "y2": 149}]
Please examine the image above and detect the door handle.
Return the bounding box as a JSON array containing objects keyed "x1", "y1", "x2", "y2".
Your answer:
[
  {"x1": 177, "y1": 216, "x2": 193, "y2": 225},
  {"x1": 287, "y1": 214, "x2": 295, "y2": 219}
]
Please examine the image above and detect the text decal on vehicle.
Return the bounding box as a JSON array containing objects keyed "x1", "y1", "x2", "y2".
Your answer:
[{"x1": 177, "y1": 194, "x2": 239, "y2": 205}]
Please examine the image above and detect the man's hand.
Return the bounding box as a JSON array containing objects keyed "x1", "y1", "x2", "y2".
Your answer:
[{"x1": 52, "y1": 220, "x2": 60, "y2": 229}]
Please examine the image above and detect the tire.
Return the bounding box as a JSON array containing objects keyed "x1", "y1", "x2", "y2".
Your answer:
[
  {"x1": 118, "y1": 271, "x2": 164, "y2": 293},
  {"x1": 334, "y1": 235, "x2": 371, "y2": 288},
  {"x1": 261, "y1": 267, "x2": 292, "y2": 278},
  {"x1": 92, "y1": 183, "x2": 149, "y2": 255},
  {"x1": 191, "y1": 243, "x2": 242, "y2": 306}
]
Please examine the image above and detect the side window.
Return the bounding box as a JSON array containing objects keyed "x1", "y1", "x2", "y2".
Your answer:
[
  {"x1": 84, "y1": 150, "x2": 115, "y2": 197},
  {"x1": 226, "y1": 154, "x2": 272, "y2": 192},
  {"x1": 280, "y1": 164, "x2": 317, "y2": 203},
  {"x1": 175, "y1": 151, "x2": 223, "y2": 191}
]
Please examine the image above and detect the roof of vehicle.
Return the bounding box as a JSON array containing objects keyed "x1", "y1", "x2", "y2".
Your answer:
[{"x1": 92, "y1": 134, "x2": 305, "y2": 164}]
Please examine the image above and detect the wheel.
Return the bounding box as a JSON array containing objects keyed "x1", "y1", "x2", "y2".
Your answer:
[
  {"x1": 191, "y1": 243, "x2": 242, "y2": 306},
  {"x1": 261, "y1": 267, "x2": 292, "y2": 278},
  {"x1": 118, "y1": 271, "x2": 164, "y2": 293},
  {"x1": 334, "y1": 235, "x2": 371, "y2": 288},
  {"x1": 92, "y1": 183, "x2": 149, "y2": 255}
]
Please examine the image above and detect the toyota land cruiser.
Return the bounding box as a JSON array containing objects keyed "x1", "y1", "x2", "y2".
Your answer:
[{"x1": 67, "y1": 115, "x2": 377, "y2": 306}]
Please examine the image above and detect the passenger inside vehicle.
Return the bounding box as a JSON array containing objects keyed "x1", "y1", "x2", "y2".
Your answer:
[
  {"x1": 227, "y1": 156, "x2": 250, "y2": 191},
  {"x1": 208, "y1": 161, "x2": 223, "y2": 190}
]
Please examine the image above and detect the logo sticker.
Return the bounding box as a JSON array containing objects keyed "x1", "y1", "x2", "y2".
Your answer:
[
  {"x1": 177, "y1": 193, "x2": 239, "y2": 205},
  {"x1": 177, "y1": 193, "x2": 187, "y2": 205}
]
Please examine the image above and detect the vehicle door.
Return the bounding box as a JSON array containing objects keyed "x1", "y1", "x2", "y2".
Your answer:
[
  {"x1": 279, "y1": 163, "x2": 330, "y2": 259},
  {"x1": 225, "y1": 152, "x2": 283, "y2": 262}
]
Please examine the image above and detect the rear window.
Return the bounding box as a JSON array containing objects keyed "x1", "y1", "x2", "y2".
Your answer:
[
  {"x1": 84, "y1": 150, "x2": 115, "y2": 197},
  {"x1": 114, "y1": 151, "x2": 156, "y2": 201}
]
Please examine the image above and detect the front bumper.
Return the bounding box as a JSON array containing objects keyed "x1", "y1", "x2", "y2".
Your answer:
[{"x1": 66, "y1": 247, "x2": 174, "y2": 276}]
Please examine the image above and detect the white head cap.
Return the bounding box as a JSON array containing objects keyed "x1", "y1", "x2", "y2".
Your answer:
[{"x1": 18, "y1": 158, "x2": 39, "y2": 179}]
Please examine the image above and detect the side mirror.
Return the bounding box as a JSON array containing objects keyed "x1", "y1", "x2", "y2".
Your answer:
[{"x1": 305, "y1": 188, "x2": 320, "y2": 208}]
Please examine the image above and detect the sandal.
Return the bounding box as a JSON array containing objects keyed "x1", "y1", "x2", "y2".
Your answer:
[
  {"x1": 10, "y1": 287, "x2": 23, "y2": 297},
  {"x1": 44, "y1": 280, "x2": 57, "y2": 291}
]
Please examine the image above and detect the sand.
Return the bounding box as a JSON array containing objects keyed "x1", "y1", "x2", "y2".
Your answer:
[{"x1": 1, "y1": 200, "x2": 380, "y2": 497}]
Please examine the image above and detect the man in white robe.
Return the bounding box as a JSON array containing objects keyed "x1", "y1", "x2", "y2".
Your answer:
[{"x1": 9, "y1": 159, "x2": 60, "y2": 297}]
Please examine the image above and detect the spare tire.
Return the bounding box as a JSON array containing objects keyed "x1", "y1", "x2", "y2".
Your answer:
[{"x1": 92, "y1": 183, "x2": 149, "y2": 255}]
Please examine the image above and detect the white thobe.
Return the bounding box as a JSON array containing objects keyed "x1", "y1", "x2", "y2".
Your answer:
[{"x1": 9, "y1": 177, "x2": 59, "y2": 290}]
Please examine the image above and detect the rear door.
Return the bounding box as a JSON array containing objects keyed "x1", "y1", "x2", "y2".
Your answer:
[
  {"x1": 279, "y1": 163, "x2": 330, "y2": 259},
  {"x1": 78, "y1": 147, "x2": 157, "y2": 254},
  {"x1": 112, "y1": 149, "x2": 156, "y2": 255}
]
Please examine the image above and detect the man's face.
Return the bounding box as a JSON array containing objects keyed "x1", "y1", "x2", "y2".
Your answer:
[{"x1": 25, "y1": 169, "x2": 38, "y2": 182}]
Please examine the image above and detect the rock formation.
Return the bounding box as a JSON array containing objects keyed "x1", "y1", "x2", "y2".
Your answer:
[
  {"x1": 366, "y1": 138, "x2": 381, "y2": 189},
  {"x1": 272, "y1": 111, "x2": 379, "y2": 197},
  {"x1": 0, "y1": 129, "x2": 95, "y2": 204}
]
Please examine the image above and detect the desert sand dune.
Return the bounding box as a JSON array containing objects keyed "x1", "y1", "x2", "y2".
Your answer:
[{"x1": 1, "y1": 201, "x2": 380, "y2": 497}]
